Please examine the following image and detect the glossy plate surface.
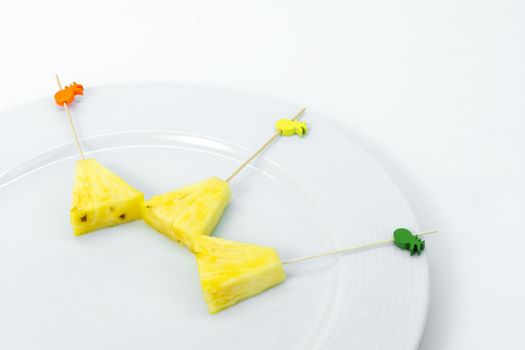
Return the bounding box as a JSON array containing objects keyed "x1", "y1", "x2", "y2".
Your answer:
[{"x1": 0, "y1": 82, "x2": 428, "y2": 349}]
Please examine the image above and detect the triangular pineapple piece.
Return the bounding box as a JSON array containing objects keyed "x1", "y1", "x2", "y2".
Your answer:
[
  {"x1": 141, "y1": 177, "x2": 231, "y2": 250},
  {"x1": 71, "y1": 159, "x2": 144, "y2": 235},
  {"x1": 194, "y1": 235, "x2": 286, "y2": 314}
]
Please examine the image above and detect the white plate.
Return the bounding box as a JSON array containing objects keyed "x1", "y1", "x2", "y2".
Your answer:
[{"x1": 0, "y1": 82, "x2": 428, "y2": 350}]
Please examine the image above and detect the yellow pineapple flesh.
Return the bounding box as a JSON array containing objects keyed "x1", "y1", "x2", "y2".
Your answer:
[
  {"x1": 194, "y1": 235, "x2": 286, "y2": 314},
  {"x1": 141, "y1": 177, "x2": 231, "y2": 250},
  {"x1": 71, "y1": 159, "x2": 144, "y2": 235}
]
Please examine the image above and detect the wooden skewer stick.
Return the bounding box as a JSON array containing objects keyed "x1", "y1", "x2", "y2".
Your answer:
[
  {"x1": 55, "y1": 74, "x2": 85, "y2": 160},
  {"x1": 282, "y1": 229, "x2": 438, "y2": 265},
  {"x1": 225, "y1": 107, "x2": 306, "y2": 183}
]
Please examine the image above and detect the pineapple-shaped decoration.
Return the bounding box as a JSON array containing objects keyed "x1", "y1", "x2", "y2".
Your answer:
[{"x1": 55, "y1": 75, "x2": 144, "y2": 235}]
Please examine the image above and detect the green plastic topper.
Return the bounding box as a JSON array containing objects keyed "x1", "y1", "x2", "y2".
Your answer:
[{"x1": 393, "y1": 228, "x2": 425, "y2": 256}]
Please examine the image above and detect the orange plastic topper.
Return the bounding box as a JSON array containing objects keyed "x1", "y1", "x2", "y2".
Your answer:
[{"x1": 54, "y1": 82, "x2": 84, "y2": 106}]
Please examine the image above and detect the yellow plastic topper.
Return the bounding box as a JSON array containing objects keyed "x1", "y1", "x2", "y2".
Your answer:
[{"x1": 275, "y1": 118, "x2": 308, "y2": 136}]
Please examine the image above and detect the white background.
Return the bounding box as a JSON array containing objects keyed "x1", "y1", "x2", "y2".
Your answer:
[{"x1": 0, "y1": 0, "x2": 523, "y2": 349}]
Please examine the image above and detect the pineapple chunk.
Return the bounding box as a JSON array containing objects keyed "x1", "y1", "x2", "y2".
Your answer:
[
  {"x1": 194, "y1": 235, "x2": 286, "y2": 314},
  {"x1": 71, "y1": 159, "x2": 144, "y2": 235},
  {"x1": 141, "y1": 177, "x2": 231, "y2": 250}
]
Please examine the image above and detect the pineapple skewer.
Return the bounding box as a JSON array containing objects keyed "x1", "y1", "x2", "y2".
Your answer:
[
  {"x1": 141, "y1": 107, "x2": 307, "y2": 251},
  {"x1": 55, "y1": 75, "x2": 144, "y2": 235},
  {"x1": 196, "y1": 228, "x2": 436, "y2": 314}
]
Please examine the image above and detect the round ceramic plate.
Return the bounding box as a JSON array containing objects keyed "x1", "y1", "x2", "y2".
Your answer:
[{"x1": 0, "y1": 82, "x2": 428, "y2": 350}]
